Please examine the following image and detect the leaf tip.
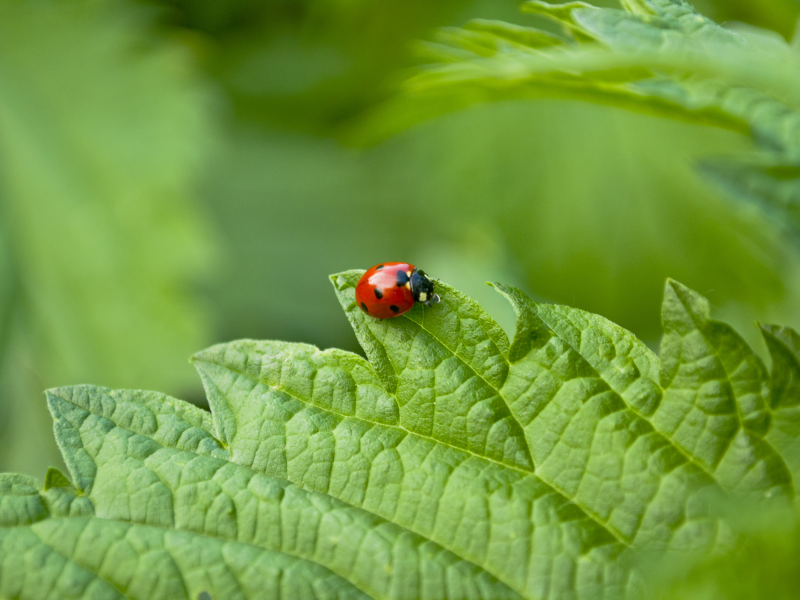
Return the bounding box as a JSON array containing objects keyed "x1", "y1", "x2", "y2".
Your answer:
[
  {"x1": 329, "y1": 270, "x2": 364, "y2": 292},
  {"x1": 663, "y1": 278, "x2": 703, "y2": 300},
  {"x1": 489, "y1": 281, "x2": 532, "y2": 308},
  {"x1": 43, "y1": 387, "x2": 69, "y2": 412},
  {"x1": 662, "y1": 278, "x2": 712, "y2": 320},
  {"x1": 760, "y1": 323, "x2": 800, "y2": 356},
  {"x1": 759, "y1": 322, "x2": 777, "y2": 335},
  {"x1": 663, "y1": 277, "x2": 691, "y2": 304},
  {"x1": 488, "y1": 280, "x2": 512, "y2": 295}
]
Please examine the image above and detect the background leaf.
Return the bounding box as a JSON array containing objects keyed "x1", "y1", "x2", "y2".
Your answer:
[
  {"x1": 641, "y1": 502, "x2": 800, "y2": 600},
  {"x1": 363, "y1": 0, "x2": 800, "y2": 252}
]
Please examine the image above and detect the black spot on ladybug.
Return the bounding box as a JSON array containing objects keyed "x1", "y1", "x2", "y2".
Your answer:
[
  {"x1": 390, "y1": 305, "x2": 399, "y2": 313},
  {"x1": 375, "y1": 264, "x2": 384, "y2": 270},
  {"x1": 361, "y1": 302, "x2": 369, "y2": 314},
  {"x1": 395, "y1": 270, "x2": 409, "y2": 287},
  {"x1": 374, "y1": 288, "x2": 383, "y2": 300}
]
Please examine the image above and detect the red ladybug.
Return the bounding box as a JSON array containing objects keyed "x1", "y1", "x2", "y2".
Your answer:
[{"x1": 355, "y1": 262, "x2": 440, "y2": 319}]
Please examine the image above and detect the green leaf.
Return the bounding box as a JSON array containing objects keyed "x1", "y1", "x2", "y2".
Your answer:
[
  {"x1": 191, "y1": 271, "x2": 792, "y2": 598},
  {"x1": 36, "y1": 383, "x2": 523, "y2": 599},
  {"x1": 193, "y1": 280, "x2": 636, "y2": 600},
  {"x1": 618, "y1": 0, "x2": 656, "y2": 16},
  {"x1": 0, "y1": 473, "x2": 47, "y2": 527},
  {"x1": 656, "y1": 280, "x2": 791, "y2": 499},
  {"x1": 0, "y1": 469, "x2": 373, "y2": 600},
  {"x1": 3, "y1": 273, "x2": 799, "y2": 598},
  {"x1": 487, "y1": 282, "x2": 723, "y2": 547}
]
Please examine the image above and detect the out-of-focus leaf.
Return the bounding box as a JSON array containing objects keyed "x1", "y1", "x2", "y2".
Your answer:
[
  {"x1": 698, "y1": 156, "x2": 800, "y2": 233},
  {"x1": 761, "y1": 324, "x2": 800, "y2": 488},
  {"x1": 462, "y1": 19, "x2": 566, "y2": 48},
  {"x1": 182, "y1": 0, "x2": 476, "y2": 134},
  {"x1": 0, "y1": 0, "x2": 215, "y2": 478},
  {"x1": 644, "y1": 503, "x2": 800, "y2": 600},
  {"x1": 365, "y1": 0, "x2": 800, "y2": 243},
  {"x1": 692, "y1": 0, "x2": 800, "y2": 41}
]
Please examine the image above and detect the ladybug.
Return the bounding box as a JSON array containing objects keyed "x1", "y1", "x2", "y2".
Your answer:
[{"x1": 355, "y1": 262, "x2": 441, "y2": 319}]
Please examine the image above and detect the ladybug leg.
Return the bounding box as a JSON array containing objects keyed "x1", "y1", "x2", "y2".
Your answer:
[{"x1": 422, "y1": 294, "x2": 441, "y2": 307}]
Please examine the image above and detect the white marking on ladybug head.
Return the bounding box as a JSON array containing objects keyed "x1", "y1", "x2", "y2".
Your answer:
[{"x1": 419, "y1": 292, "x2": 427, "y2": 302}]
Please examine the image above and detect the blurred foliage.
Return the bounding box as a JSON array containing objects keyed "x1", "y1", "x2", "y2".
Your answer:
[
  {"x1": 692, "y1": 0, "x2": 800, "y2": 40},
  {"x1": 207, "y1": 104, "x2": 800, "y2": 355},
  {"x1": 642, "y1": 502, "x2": 800, "y2": 600},
  {"x1": 156, "y1": 0, "x2": 485, "y2": 133},
  {"x1": 364, "y1": 0, "x2": 800, "y2": 237},
  {"x1": 0, "y1": 0, "x2": 214, "y2": 477},
  {"x1": 3, "y1": 0, "x2": 800, "y2": 490}
]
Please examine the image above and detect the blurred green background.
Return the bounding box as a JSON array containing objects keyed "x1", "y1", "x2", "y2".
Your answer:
[{"x1": 2, "y1": 0, "x2": 800, "y2": 479}]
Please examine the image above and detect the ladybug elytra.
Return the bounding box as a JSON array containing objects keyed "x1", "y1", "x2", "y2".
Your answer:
[{"x1": 355, "y1": 262, "x2": 440, "y2": 319}]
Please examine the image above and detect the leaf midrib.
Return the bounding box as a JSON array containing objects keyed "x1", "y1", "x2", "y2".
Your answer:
[{"x1": 400, "y1": 297, "x2": 531, "y2": 465}]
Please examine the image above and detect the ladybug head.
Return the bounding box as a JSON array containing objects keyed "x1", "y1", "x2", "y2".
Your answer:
[{"x1": 410, "y1": 268, "x2": 441, "y2": 307}]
